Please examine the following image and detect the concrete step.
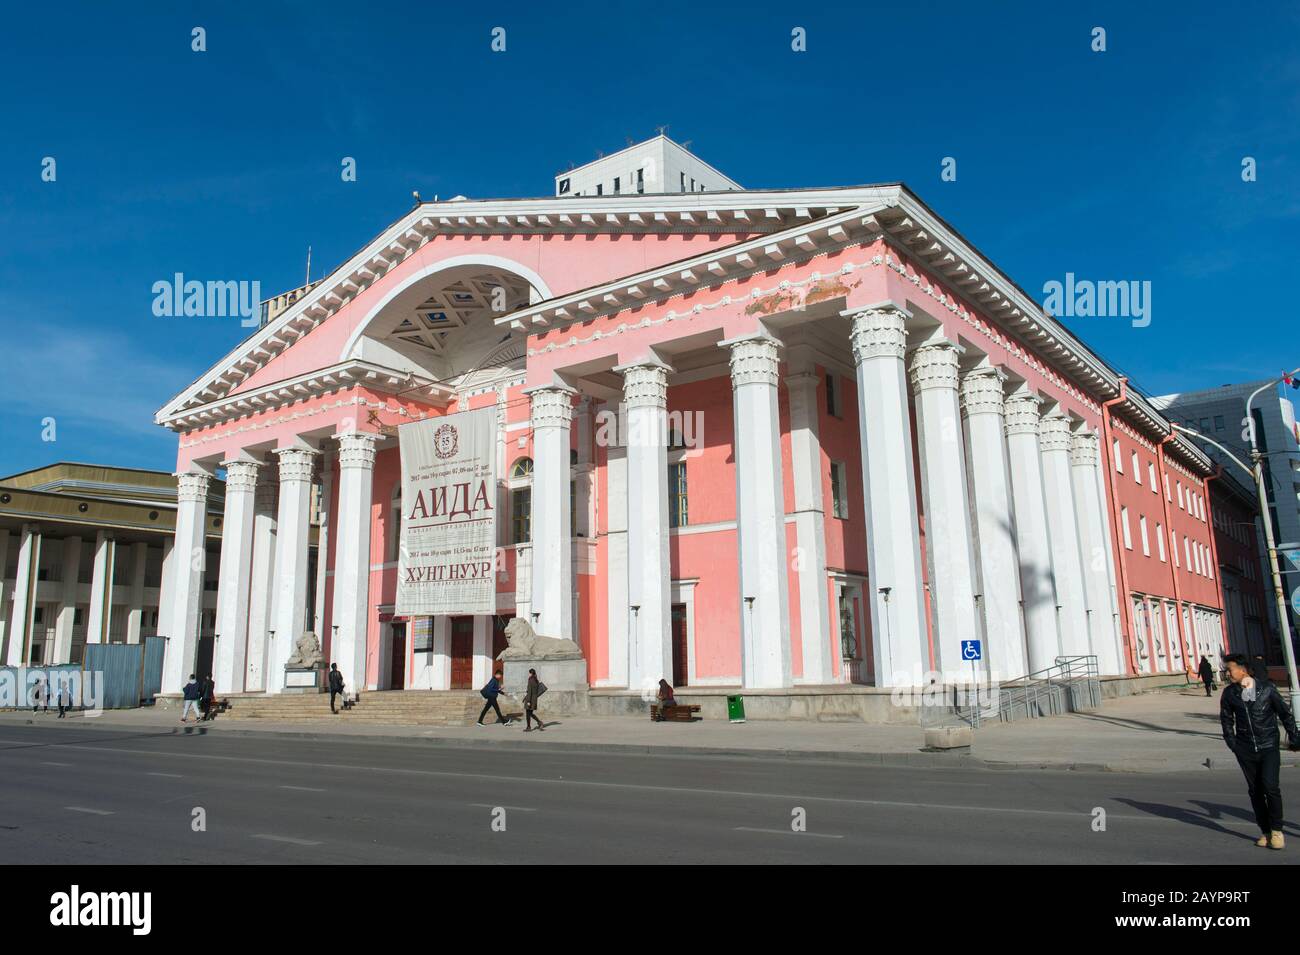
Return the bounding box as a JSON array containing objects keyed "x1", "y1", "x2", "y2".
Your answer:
[{"x1": 220, "y1": 690, "x2": 514, "y2": 727}]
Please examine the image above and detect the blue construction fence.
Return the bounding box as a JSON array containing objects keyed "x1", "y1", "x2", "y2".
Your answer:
[{"x1": 0, "y1": 636, "x2": 166, "y2": 711}]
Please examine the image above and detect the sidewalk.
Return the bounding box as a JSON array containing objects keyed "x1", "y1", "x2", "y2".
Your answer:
[{"x1": 2, "y1": 687, "x2": 1294, "y2": 773}]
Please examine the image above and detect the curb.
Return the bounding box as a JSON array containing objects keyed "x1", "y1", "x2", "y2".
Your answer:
[{"x1": 6, "y1": 713, "x2": 1297, "y2": 774}]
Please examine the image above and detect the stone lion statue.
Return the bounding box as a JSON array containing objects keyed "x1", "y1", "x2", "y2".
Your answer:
[
  {"x1": 285, "y1": 631, "x2": 324, "y2": 669},
  {"x1": 498, "y1": 618, "x2": 583, "y2": 660}
]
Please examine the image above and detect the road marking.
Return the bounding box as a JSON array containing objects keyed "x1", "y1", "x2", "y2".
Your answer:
[
  {"x1": 252, "y1": 834, "x2": 321, "y2": 846},
  {"x1": 470, "y1": 802, "x2": 537, "y2": 812},
  {"x1": 40, "y1": 761, "x2": 72, "y2": 767},
  {"x1": 64, "y1": 806, "x2": 113, "y2": 815},
  {"x1": 734, "y1": 827, "x2": 844, "y2": 839},
  {"x1": 147, "y1": 772, "x2": 183, "y2": 778},
  {"x1": 278, "y1": 785, "x2": 326, "y2": 792}
]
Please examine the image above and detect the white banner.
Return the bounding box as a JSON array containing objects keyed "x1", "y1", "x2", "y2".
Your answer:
[{"x1": 395, "y1": 407, "x2": 497, "y2": 616}]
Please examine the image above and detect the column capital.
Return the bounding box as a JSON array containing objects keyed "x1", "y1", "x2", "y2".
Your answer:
[
  {"x1": 273, "y1": 447, "x2": 318, "y2": 483},
  {"x1": 335, "y1": 431, "x2": 380, "y2": 469},
  {"x1": 175, "y1": 472, "x2": 212, "y2": 503},
  {"x1": 959, "y1": 367, "x2": 1007, "y2": 419},
  {"x1": 222, "y1": 460, "x2": 262, "y2": 493},
  {"x1": 1038, "y1": 413, "x2": 1073, "y2": 453},
  {"x1": 1003, "y1": 392, "x2": 1043, "y2": 437},
  {"x1": 619, "y1": 362, "x2": 669, "y2": 410},
  {"x1": 845, "y1": 306, "x2": 908, "y2": 363},
  {"x1": 527, "y1": 386, "x2": 576, "y2": 429},
  {"x1": 1070, "y1": 429, "x2": 1100, "y2": 466},
  {"x1": 908, "y1": 340, "x2": 960, "y2": 394},
  {"x1": 723, "y1": 335, "x2": 781, "y2": 389}
]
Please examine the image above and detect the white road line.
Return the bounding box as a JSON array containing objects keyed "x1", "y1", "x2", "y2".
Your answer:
[
  {"x1": 147, "y1": 772, "x2": 183, "y2": 778},
  {"x1": 252, "y1": 834, "x2": 321, "y2": 846},
  {"x1": 278, "y1": 785, "x2": 326, "y2": 792},
  {"x1": 470, "y1": 802, "x2": 537, "y2": 812},
  {"x1": 734, "y1": 827, "x2": 844, "y2": 839},
  {"x1": 40, "y1": 761, "x2": 72, "y2": 767},
  {"x1": 64, "y1": 806, "x2": 113, "y2": 815}
]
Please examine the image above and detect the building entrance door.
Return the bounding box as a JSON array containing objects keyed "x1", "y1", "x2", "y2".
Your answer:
[
  {"x1": 671, "y1": 603, "x2": 688, "y2": 687},
  {"x1": 450, "y1": 617, "x2": 474, "y2": 689},
  {"x1": 389, "y1": 622, "x2": 406, "y2": 690}
]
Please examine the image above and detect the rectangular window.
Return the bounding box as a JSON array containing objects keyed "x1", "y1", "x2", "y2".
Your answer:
[
  {"x1": 1214, "y1": 415, "x2": 1224, "y2": 431},
  {"x1": 668, "y1": 462, "x2": 688, "y2": 528},
  {"x1": 680, "y1": 172, "x2": 686, "y2": 192},
  {"x1": 1114, "y1": 440, "x2": 1124, "y2": 472},
  {"x1": 1121, "y1": 507, "x2": 1133, "y2": 549},
  {"x1": 612, "y1": 176, "x2": 620, "y2": 194},
  {"x1": 636, "y1": 168, "x2": 645, "y2": 194},
  {"x1": 1132, "y1": 452, "x2": 1142, "y2": 483},
  {"x1": 1163, "y1": 473, "x2": 1171, "y2": 501},
  {"x1": 831, "y1": 462, "x2": 850, "y2": 519},
  {"x1": 596, "y1": 183, "x2": 603, "y2": 196},
  {"x1": 825, "y1": 372, "x2": 839, "y2": 418},
  {"x1": 1184, "y1": 535, "x2": 1191, "y2": 572},
  {"x1": 1156, "y1": 523, "x2": 1166, "y2": 561},
  {"x1": 1148, "y1": 462, "x2": 1158, "y2": 492},
  {"x1": 1172, "y1": 531, "x2": 1180, "y2": 567},
  {"x1": 1177, "y1": 482, "x2": 1184, "y2": 509},
  {"x1": 690, "y1": 177, "x2": 695, "y2": 191},
  {"x1": 511, "y1": 488, "x2": 531, "y2": 544},
  {"x1": 1140, "y1": 515, "x2": 1150, "y2": 556},
  {"x1": 1200, "y1": 418, "x2": 1212, "y2": 432}
]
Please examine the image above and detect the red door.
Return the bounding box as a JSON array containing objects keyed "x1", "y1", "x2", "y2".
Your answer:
[
  {"x1": 389, "y1": 623, "x2": 406, "y2": 690},
  {"x1": 450, "y1": 617, "x2": 474, "y2": 689},
  {"x1": 671, "y1": 604, "x2": 688, "y2": 687}
]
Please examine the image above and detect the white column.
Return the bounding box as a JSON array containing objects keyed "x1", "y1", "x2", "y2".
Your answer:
[
  {"x1": 314, "y1": 453, "x2": 332, "y2": 635},
  {"x1": 268, "y1": 448, "x2": 317, "y2": 691},
  {"x1": 125, "y1": 542, "x2": 148, "y2": 644},
  {"x1": 244, "y1": 481, "x2": 277, "y2": 691},
  {"x1": 53, "y1": 535, "x2": 82, "y2": 664},
  {"x1": 213, "y1": 460, "x2": 260, "y2": 693},
  {"x1": 162, "y1": 473, "x2": 210, "y2": 694},
  {"x1": 6, "y1": 525, "x2": 42, "y2": 665},
  {"x1": 960, "y1": 368, "x2": 1027, "y2": 680},
  {"x1": 85, "y1": 531, "x2": 115, "y2": 645},
  {"x1": 527, "y1": 386, "x2": 575, "y2": 640},
  {"x1": 1071, "y1": 430, "x2": 1123, "y2": 674},
  {"x1": 725, "y1": 336, "x2": 793, "y2": 688},
  {"x1": 910, "y1": 340, "x2": 980, "y2": 675},
  {"x1": 603, "y1": 442, "x2": 630, "y2": 687},
  {"x1": 619, "y1": 363, "x2": 672, "y2": 691},
  {"x1": 846, "y1": 306, "x2": 928, "y2": 686},
  {"x1": 330, "y1": 433, "x2": 377, "y2": 692},
  {"x1": 1004, "y1": 392, "x2": 1061, "y2": 672},
  {"x1": 472, "y1": 614, "x2": 493, "y2": 687},
  {"x1": 785, "y1": 369, "x2": 834, "y2": 685},
  {"x1": 1039, "y1": 412, "x2": 1090, "y2": 658}
]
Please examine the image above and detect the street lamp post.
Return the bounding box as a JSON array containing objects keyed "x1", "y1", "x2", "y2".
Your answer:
[{"x1": 1172, "y1": 366, "x2": 1300, "y2": 712}]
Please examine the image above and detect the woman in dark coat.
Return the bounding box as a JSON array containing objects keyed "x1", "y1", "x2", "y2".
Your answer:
[
  {"x1": 1198, "y1": 655, "x2": 1215, "y2": 697},
  {"x1": 656, "y1": 679, "x2": 676, "y2": 721},
  {"x1": 524, "y1": 669, "x2": 546, "y2": 732}
]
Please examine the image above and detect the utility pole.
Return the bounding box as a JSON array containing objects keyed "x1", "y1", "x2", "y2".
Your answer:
[{"x1": 1172, "y1": 367, "x2": 1300, "y2": 712}]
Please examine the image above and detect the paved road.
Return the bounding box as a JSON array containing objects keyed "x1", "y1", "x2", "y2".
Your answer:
[{"x1": 0, "y1": 723, "x2": 1294, "y2": 864}]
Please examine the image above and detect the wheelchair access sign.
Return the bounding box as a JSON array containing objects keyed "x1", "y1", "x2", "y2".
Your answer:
[{"x1": 961, "y1": 640, "x2": 982, "y2": 662}]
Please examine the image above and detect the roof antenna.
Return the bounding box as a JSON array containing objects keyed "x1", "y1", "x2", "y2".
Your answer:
[
  {"x1": 656, "y1": 124, "x2": 669, "y2": 137},
  {"x1": 412, "y1": 189, "x2": 421, "y2": 206},
  {"x1": 305, "y1": 245, "x2": 312, "y2": 286}
]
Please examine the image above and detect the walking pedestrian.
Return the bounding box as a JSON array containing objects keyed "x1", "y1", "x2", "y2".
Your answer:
[
  {"x1": 31, "y1": 676, "x2": 49, "y2": 714},
  {"x1": 1220, "y1": 652, "x2": 1300, "y2": 850},
  {"x1": 200, "y1": 673, "x2": 216, "y2": 721},
  {"x1": 328, "y1": 663, "x2": 345, "y2": 714},
  {"x1": 57, "y1": 678, "x2": 71, "y2": 718},
  {"x1": 477, "y1": 669, "x2": 511, "y2": 726},
  {"x1": 523, "y1": 668, "x2": 546, "y2": 732},
  {"x1": 181, "y1": 674, "x2": 202, "y2": 723},
  {"x1": 1198, "y1": 655, "x2": 1215, "y2": 697}
]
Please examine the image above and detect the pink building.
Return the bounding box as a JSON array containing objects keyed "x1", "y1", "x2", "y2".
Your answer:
[{"x1": 154, "y1": 139, "x2": 1227, "y2": 708}]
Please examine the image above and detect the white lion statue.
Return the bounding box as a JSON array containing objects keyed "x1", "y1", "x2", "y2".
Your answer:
[
  {"x1": 498, "y1": 618, "x2": 583, "y2": 660},
  {"x1": 285, "y1": 631, "x2": 324, "y2": 669}
]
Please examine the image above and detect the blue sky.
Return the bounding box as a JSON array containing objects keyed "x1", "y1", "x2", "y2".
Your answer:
[{"x1": 2, "y1": 0, "x2": 1297, "y2": 475}]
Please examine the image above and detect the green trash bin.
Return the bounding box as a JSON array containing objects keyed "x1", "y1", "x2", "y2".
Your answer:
[{"x1": 726, "y1": 694, "x2": 746, "y2": 723}]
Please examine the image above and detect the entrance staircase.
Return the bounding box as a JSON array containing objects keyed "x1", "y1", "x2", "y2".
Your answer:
[
  {"x1": 925, "y1": 655, "x2": 1102, "y2": 728},
  {"x1": 222, "y1": 690, "x2": 499, "y2": 727}
]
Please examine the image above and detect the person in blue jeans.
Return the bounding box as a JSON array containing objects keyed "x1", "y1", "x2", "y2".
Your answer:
[
  {"x1": 181, "y1": 674, "x2": 203, "y2": 723},
  {"x1": 477, "y1": 669, "x2": 511, "y2": 726}
]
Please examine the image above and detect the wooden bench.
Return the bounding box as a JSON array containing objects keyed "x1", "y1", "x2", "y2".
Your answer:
[{"x1": 650, "y1": 704, "x2": 701, "y2": 722}]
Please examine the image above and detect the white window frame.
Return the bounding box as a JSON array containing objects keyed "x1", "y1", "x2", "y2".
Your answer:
[
  {"x1": 1139, "y1": 515, "x2": 1150, "y2": 556},
  {"x1": 1121, "y1": 507, "x2": 1133, "y2": 549},
  {"x1": 1156, "y1": 523, "x2": 1166, "y2": 562}
]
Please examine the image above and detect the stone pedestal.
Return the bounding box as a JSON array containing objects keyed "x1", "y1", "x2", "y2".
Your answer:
[
  {"x1": 283, "y1": 666, "x2": 325, "y2": 694},
  {"x1": 502, "y1": 657, "x2": 589, "y2": 715}
]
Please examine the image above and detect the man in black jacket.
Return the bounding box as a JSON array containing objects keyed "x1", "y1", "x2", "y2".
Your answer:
[
  {"x1": 1220, "y1": 652, "x2": 1299, "y2": 850},
  {"x1": 328, "y1": 663, "x2": 345, "y2": 714}
]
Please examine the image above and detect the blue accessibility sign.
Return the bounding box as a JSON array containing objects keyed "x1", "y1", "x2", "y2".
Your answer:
[{"x1": 961, "y1": 639, "x2": 982, "y2": 662}]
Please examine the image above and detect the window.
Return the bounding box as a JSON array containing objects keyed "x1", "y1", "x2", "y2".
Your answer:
[
  {"x1": 680, "y1": 172, "x2": 686, "y2": 192},
  {"x1": 690, "y1": 177, "x2": 695, "y2": 191},
  {"x1": 596, "y1": 183, "x2": 603, "y2": 196},
  {"x1": 1177, "y1": 482, "x2": 1184, "y2": 509},
  {"x1": 831, "y1": 462, "x2": 850, "y2": 519},
  {"x1": 1132, "y1": 452, "x2": 1142, "y2": 483},
  {"x1": 1148, "y1": 462, "x2": 1157, "y2": 492},
  {"x1": 1156, "y1": 523, "x2": 1166, "y2": 561},
  {"x1": 1172, "y1": 531, "x2": 1180, "y2": 567},
  {"x1": 557, "y1": 178, "x2": 570, "y2": 195},
  {"x1": 387, "y1": 483, "x2": 403, "y2": 562},
  {"x1": 1121, "y1": 507, "x2": 1133, "y2": 549},
  {"x1": 1113, "y1": 440, "x2": 1123, "y2": 472},
  {"x1": 668, "y1": 462, "x2": 688, "y2": 528},
  {"x1": 1214, "y1": 415, "x2": 1224, "y2": 431},
  {"x1": 612, "y1": 176, "x2": 620, "y2": 195},
  {"x1": 510, "y1": 457, "x2": 534, "y2": 480},
  {"x1": 511, "y1": 488, "x2": 531, "y2": 544},
  {"x1": 825, "y1": 372, "x2": 840, "y2": 418},
  {"x1": 1184, "y1": 535, "x2": 1191, "y2": 571},
  {"x1": 1200, "y1": 418, "x2": 1211, "y2": 432},
  {"x1": 636, "y1": 168, "x2": 645, "y2": 194},
  {"x1": 1164, "y1": 474, "x2": 1171, "y2": 501},
  {"x1": 1139, "y1": 515, "x2": 1150, "y2": 556}
]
